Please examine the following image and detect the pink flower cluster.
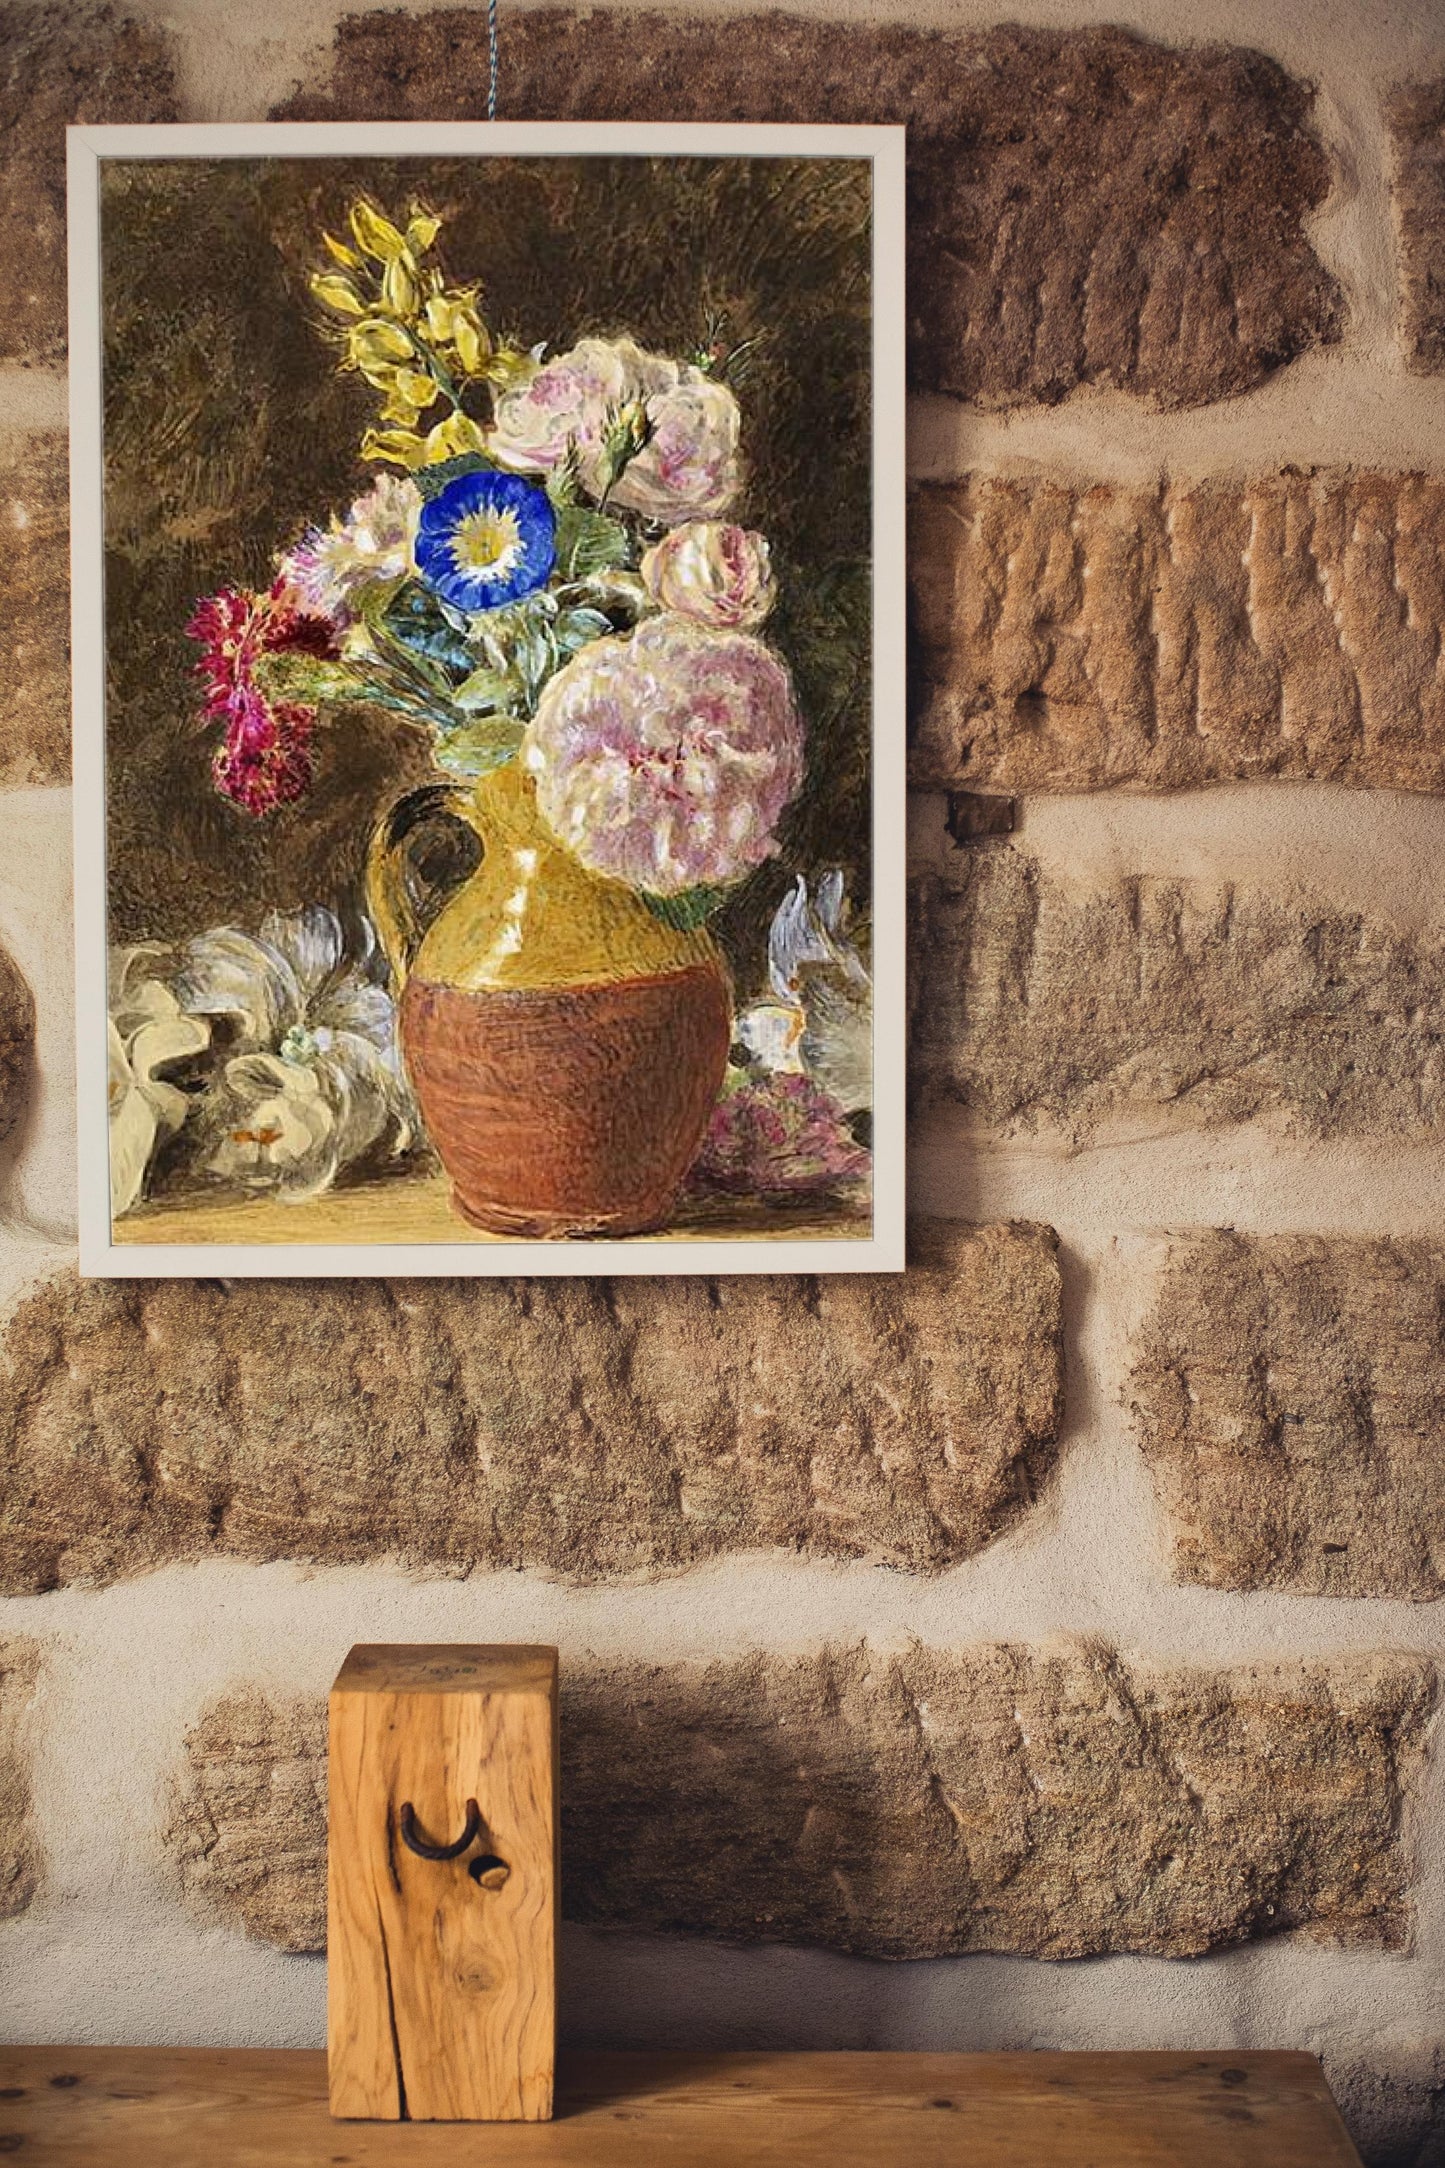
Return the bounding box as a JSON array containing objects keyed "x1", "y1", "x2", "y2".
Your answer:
[
  {"x1": 277, "y1": 473, "x2": 419, "y2": 627},
  {"x1": 489, "y1": 337, "x2": 741, "y2": 524},
  {"x1": 186, "y1": 585, "x2": 337, "y2": 817},
  {"x1": 688, "y1": 1071, "x2": 870, "y2": 1197},
  {"x1": 522, "y1": 615, "x2": 804, "y2": 896}
]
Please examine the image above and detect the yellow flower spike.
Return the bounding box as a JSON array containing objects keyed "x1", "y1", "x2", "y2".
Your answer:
[
  {"x1": 349, "y1": 199, "x2": 408, "y2": 263},
  {"x1": 451, "y1": 305, "x2": 492, "y2": 377},
  {"x1": 360, "y1": 364, "x2": 403, "y2": 395},
  {"x1": 379, "y1": 384, "x2": 428, "y2": 425},
  {"x1": 348, "y1": 316, "x2": 415, "y2": 372},
  {"x1": 309, "y1": 272, "x2": 366, "y2": 317},
  {"x1": 382, "y1": 250, "x2": 422, "y2": 321},
  {"x1": 406, "y1": 211, "x2": 443, "y2": 255},
  {"x1": 395, "y1": 368, "x2": 439, "y2": 409},
  {"x1": 322, "y1": 231, "x2": 364, "y2": 270},
  {"x1": 360, "y1": 425, "x2": 430, "y2": 469},
  {"x1": 423, "y1": 292, "x2": 456, "y2": 343},
  {"x1": 422, "y1": 411, "x2": 488, "y2": 463},
  {"x1": 486, "y1": 345, "x2": 540, "y2": 391}
]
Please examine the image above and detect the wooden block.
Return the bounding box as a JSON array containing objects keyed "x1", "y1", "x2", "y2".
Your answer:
[{"x1": 327, "y1": 1643, "x2": 558, "y2": 2122}]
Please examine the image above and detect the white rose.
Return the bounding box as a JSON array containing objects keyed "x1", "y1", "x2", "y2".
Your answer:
[
  {"x1": 488, "y1": 337, "x2": 635, "y2": 488},
  {"x1": 611, "y1": 365, "x2": 742, "y2": 524},
  {"x1": 642, "y1": 522, "x2": 775, "y2": 629},
  {"x1": 490, "y1": 337, "x2": 743, "y2": 523},
  {"x1": 107, "y1": 959, "x2": 210, "y2": 1217}
]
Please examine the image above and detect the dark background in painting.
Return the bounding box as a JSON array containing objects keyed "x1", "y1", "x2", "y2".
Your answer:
[{"x1": 100, "y1": 155, "x2": 873, "y2": 987}]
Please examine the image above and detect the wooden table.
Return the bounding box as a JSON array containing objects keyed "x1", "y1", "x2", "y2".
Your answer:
[
  {"x1": 112, "y1": 1169, "x2": 871, "y2": 1248},
  {"x1": 0, "y1": 2046, "x2": 1362, "y2": 2164}
]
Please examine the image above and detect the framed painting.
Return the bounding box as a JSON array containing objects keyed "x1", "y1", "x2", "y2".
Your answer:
[{"x1": 68, "y1": 121, "x2": 906, "y2": 1276}]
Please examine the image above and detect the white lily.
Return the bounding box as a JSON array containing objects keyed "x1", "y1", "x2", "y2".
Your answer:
[
  {"x1": 107, "y1": 951, "x2": 210, "y2": 1217},
  {"x1": 737, "y1": 873, "x2": 873, "y2": 1113},
  {"x1": 175, "y1": 906, "x2": 415, "y2": 1202}
]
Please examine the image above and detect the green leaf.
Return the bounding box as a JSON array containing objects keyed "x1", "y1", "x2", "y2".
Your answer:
[
  {"x1": 512, "y1": 621, "x2": 558, "y2": 709},
  {"x1": 380, "y1": 583, "x2": 477, "y2": 676},
  {"x1": 452, "y1": 665, "x2": 517, "y2": 714},
  {"x1": 545, "y1": 446, "x2": 584, "y2": 508},
  {"x1": 555, "y1": 507, "x2": 631, "y2": 582},
  {"x1": 414, "y1": 451, "x2": 493, "y2": 502},
  {"x1": 554, "y1": 606, "x2": 612, "y2": 657},
  {"x1": 641, "y1": 884, "x2": 729, "y2": 931},
  {"x1": 251, "y1": 652, "x2": 370, "y2": 705},
  {"x1": 432, "y1": 719, "x2": 526, "y2": 777}
]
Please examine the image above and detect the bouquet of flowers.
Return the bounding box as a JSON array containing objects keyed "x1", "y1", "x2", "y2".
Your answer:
[
  {"x1": 188, "y1": 197, "x2": 804, "y2": 921},
  {"x1": 111, "y1": 196, "x2": 871, "y2": 1223}
]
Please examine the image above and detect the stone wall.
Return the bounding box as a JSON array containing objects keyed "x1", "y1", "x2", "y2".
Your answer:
[{"x1": 1, "y1": 3, "x2": 1444, "y2": 2165}]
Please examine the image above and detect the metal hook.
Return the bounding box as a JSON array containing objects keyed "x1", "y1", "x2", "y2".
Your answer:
[{"x1": 398, "y1": 1797, "x2": 483, "y2": 1861}]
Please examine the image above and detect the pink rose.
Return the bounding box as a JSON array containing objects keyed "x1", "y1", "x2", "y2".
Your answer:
[
  {"x1": 609, "y1": 363, "x2": 742, "y2": 524},
  {"x1": 488, "y1": 337, "x2": 634, "y2": 489},
  {"x1": 522, "y1": 614, "x2": 803, "y2": 896},
  {"x1": 642, "y1": 522, "x2": 775, "y2": 629},
  {"x1": 489, "y1": 336, "x2": 742, "y2": 522}
]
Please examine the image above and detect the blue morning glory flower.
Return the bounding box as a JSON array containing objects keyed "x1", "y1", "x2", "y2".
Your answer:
[{"x1": 413, "y1": 468, "x2": 557, "y2": 612}]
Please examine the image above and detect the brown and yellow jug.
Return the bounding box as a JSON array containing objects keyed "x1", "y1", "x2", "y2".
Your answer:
[{"x1": 367, "y1": 760, "x2": 732, "y2": 1237}]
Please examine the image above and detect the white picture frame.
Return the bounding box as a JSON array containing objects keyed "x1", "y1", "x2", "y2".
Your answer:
[{"x1": 69, "y1": 120, "x2": 906, "y2": 1277}]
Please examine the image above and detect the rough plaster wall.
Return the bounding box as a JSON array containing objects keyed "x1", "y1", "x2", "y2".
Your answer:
[{"x1": 3, "y1": 3, "x2": 1445, "y2": 2167}]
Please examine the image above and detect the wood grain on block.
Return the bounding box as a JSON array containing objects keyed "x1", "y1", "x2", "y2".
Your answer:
[
  {"x1": 277, "y1": 14, "x2": 1342, "y2": 411},
  {"x1": 1133, "y1": 1233, "x2": 1445, "y2": 1599},
  {"x1": 910, "y1": 474, "x2": 1445, "y2": 792},
  {"x1": 327, "y1": 1645, "x2": 557, "y2": 2122},
  {"x1": 170, "y1": 1643, "x2": 1432, "y2": 1962},
  {"x1": 0, "y1": 1224, "x2": 1062, "y2": 1593},
  {"x1": 911, "y1": 849, "x2": 1445, "y2": 1143},
  {"x1": 0, "y1": 2047, "x2": 1366, "y2": 2167},
  {"x1": 1387, "y1": 77, "x2": 1445, "y2": 373}
]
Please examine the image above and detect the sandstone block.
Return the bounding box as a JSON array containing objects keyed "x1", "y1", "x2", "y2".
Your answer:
[
  {"x1": 0, "y1": 1223, "x2": 1063, "y2": 1594},
  {"x1": 910, "y1": 473, "x2": 1445, "y2": 793},
  {"x1": 0, "y1": 5, "x2": 177, "y2": 362},
  {"x1": 1132, "y1": 1233, "x2": 1445, "y2": 1599},
  {"x1": 0, "y1": 432, "x2": 71, "y2": 786},
  {"x1": 910, "y1": 848, "x2": 1445, "y2": 1143},
  {"x1": 170, "y1": 1642, "x2": 1434, "y2": 1960},
  {"x1": 278, "y1": 14, "x2": 1341, "y2": 410},
  {"x1": 166, "y1": 1686, "x2": 325, "y2": 1952},
  {"x1": 0, "y1": 926, "x2": 34, "y2": 1150},
  {"x1": 0, "y1": 1638, "x2": 40, "y2": 1918},
  {"x1": 1387, "y1": 78, "x2": 1445, "y2": 374}
]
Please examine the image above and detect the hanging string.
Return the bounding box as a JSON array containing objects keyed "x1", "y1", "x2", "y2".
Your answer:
[{"x1": 488, "y1": 0, "x2": 499, "y2": 120}]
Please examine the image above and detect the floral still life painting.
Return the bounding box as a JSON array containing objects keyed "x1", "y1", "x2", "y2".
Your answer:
[{"x1": 70, "y1": 125, "x2": 905, "y2": 1274}]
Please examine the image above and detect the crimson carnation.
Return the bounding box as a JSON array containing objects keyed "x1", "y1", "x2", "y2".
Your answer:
[{"x1": 186, "y1": 583, "x2": 338, "y2": 817}]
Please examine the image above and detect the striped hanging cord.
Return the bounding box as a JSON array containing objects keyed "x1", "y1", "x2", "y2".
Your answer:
[{"x1": 488, "y1": 0, "x2": 499, "y2": 119}]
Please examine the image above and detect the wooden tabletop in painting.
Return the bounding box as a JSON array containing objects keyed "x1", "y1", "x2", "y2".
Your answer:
[
  {"x1": 112, "y1": 1170, "x2": 871, "y2": 1247},
  {"x1": 0, "y1": 2047, "x2": 1363, "y2": 2165}
]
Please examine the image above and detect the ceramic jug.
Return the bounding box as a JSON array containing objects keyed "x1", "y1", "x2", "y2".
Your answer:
[{"x1": 367, "y1": 758, "x2": 732, "y2": 1237}]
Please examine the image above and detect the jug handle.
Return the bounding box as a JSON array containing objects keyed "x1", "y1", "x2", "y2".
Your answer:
[{"x1": 365, "y1": 783, "x2": 482, "y2": 995}]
